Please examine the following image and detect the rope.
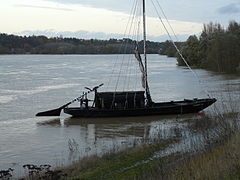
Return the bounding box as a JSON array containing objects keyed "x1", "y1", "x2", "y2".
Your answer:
[
  {"x1": 124, "y1": 7, "x2": 142, "y2": 92},
  {"x1": 124, "y1": 25, "x2": 141, "y2": 107},
  {"x1": 110, "y1": 0, "x2": 143, "y2": 108},
  {"x1": 106, "y1": 0, "x2": 138, "y2": 91},
  {"x1": 114, "y1": 0, "x2": 139, "y2": 92},
  {"x1": 123, "y1": 17, "x2": 139, "y2": 91},
  {"x1": 151, "y1": 0, "x2": 211, "y2": 98},
  {"x1": 154, "y1": 0, "x2": 179, "y2": 42}
]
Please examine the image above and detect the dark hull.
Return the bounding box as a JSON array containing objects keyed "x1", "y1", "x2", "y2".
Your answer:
[{"x1": 64, "y1": 98, "x2": 216, "y2": 118}]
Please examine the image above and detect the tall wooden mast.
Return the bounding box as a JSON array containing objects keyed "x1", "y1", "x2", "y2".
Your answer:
[
  {"x1": 142, "y1": 0, "x2": 147, "y2": 92},
  {"x1": 142, "y1": 0, "x2": 152, "y2": 104}
]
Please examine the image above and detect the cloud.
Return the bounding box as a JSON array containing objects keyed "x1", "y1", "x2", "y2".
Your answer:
[
  {"x1": 14, "y1": 4, "x2": 73, "y2": 11},
  {"x1": 43, "y1": 0, "x2": 129, "y2": 12},
  {"x1": 16, "y1": 29, "x2": 190, "y2": 42},
  {"x1": 218, "y1": 3, "x2": 240, "y2": 14},
  {"x1": 4, "y1": 0, "x2": 202, "y2": 40}
]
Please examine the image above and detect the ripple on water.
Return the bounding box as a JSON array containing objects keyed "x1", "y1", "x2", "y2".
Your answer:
[
  {"x1": 0, "y1": 84, "x2": 80, "y2": 104},
  {"x1": 0, "y1": 95, "x2": 17, "y2": 104}
]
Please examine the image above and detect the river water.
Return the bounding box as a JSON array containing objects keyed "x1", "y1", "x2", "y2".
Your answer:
[{"x1": 0, "y1": 54, "x2": 239, "y2": 177}]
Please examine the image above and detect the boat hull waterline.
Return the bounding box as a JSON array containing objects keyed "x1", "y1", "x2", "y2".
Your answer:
[{"x1": 64, "y1": 98, "x2": 216, "y2": 118}]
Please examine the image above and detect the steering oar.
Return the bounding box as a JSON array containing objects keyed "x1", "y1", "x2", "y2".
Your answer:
[{"x1": 36, "y1": 83, "x2": 103, "y2": 116}]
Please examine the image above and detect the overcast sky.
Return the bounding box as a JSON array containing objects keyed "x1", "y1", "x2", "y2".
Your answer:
[{"x1": 1, "y1": 0, "x2": 239, "y2": 41}]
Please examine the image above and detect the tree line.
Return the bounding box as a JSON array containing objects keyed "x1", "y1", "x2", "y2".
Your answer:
[
  {"x1": 1, "y1": 21, "x2": 240, "y2": 74},
  {"x1": 0, "y1": 34, "x2": 160, "y2": 54},
  {"x1": 160, "y1": 21, "x2": 240, "y2": 74}
]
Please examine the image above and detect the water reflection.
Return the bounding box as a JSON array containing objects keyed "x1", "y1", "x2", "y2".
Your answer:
[
  {"x1": 35, "y1": 114, "x2": 198, "y2": 164},
  {"x1": 37, "y1": 115, "x2": 193, "y2": 139},
  {"x1": 37, "y1": 118, "x2": 61, "y2": 126}
]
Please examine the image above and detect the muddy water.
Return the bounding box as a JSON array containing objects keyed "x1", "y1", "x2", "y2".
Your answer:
[{"x1": 0, "y1": 54, "x2": 239, "y2": 177}]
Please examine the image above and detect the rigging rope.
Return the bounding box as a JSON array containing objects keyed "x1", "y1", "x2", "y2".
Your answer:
[
  {"x1": 151, "y1": 0, "x2": 211, "y2": 97},
  {"x1": 110, "y1": 0, "x2": 144, "y2": 108},
  {"x1": 123, "y1": 8, "x2": 140, "y2": 92},
  {"x1": 154, "y1": 0, "x2": 179, "y2": 42},
  {"x1": 106, "y1": 0, "x2": 138, "y2": 91},
  {"x1": 125, "y1": 5, "x2": 143, "y2": 92},
  {"x1": 114, "y1": 0, "x2": 139, "y2": 92},
  {"x1": 129, "y1": 21, "x2": 142, "y2": 91}
]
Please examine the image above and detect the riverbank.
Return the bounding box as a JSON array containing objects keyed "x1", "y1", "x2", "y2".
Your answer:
[
  {"x1": 19, "y1": 112, "x2": 240, "y2": 180},
  {"x1": 160, "y1": 21, "x2": 240, "y2": 75},
  {"x1": 62, "y1": 114, "x2": 240, "y2": 180},
  {"x1": 170, "y1": 132, "x2": 240, "y2": 179}
]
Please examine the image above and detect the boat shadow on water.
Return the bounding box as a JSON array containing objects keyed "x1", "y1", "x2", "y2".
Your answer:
[
  {"x1": 64, "y1": 114, "x2": 198, "y2": 125},
  {"x1": 35, "y1": 114, "x2": 204, "y2": 140},
  {"x1": 36, "y1": 118, "x2": 61, "y2": 126},
  {"x1": 36, "y1": 113, "x2": 200, "y2": 127}
]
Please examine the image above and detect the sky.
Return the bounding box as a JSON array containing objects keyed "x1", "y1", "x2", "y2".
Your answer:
[{"x1": 0, "y1": 0, "x2": 239, "y2": 41}]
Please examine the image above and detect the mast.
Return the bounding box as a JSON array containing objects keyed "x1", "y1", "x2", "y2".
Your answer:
[
  {"x1": 142, "y1": 0, "x2": 147, "y2": 91},
  {"x1": 142, "y1": 0, "x2": 152, "y2": 104}
]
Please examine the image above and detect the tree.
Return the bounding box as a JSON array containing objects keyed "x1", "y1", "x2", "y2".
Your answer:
[
  {"x1": 177, "y1": 35, "x2": 200, "y2": 66},
  {"x1": 178, "y1": 21, "x2": 240, "y2": 74}
]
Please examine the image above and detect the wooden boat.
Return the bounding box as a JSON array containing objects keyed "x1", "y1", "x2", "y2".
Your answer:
[
  {"x1": 64, "y1": 92, "x2": 216, "y2": 117},
  {"x1": 36, "y1": 0, "x2": 216, "y2": 118}
]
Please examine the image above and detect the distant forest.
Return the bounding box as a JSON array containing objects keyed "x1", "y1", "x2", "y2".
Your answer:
[
  {"x1": 160, "y1": 21, "x2": 240, "y2": 74},
  {"x1": 0, "y1": 34, "x2": 161, "y2": 54},
  {"x1": 1, "y1": 21, "x2": 240, "y2": 74}
]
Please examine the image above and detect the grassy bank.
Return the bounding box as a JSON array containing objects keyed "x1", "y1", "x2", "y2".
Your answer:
[
  {"x1": 169, "y1": 133, "x2": 240, "y2": 180},
  {"x1": 62, "y1": 113, "x2": 240, "y2": 180},
  {"x1": 62, "y1": 130, "x2": 240, "y2": 180},
  {"x1": 19, "y1": 112, "x2": 239, "y2": 180},
  {"x1": 61, "y1": 139, "x2": 178, "y2": 180}
]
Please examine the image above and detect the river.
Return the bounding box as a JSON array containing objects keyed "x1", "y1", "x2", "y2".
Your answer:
[{"x1": 0, "y1": 54, "x2": 239, "y2": 177}]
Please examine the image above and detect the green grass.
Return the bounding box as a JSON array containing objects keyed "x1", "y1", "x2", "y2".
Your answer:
[
  {"x1": 62, "y1": 139, "x2": 178, "y2": 180},
  {"x1": 167, "y1": 133, "x2": 240, "y2": 180}
]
